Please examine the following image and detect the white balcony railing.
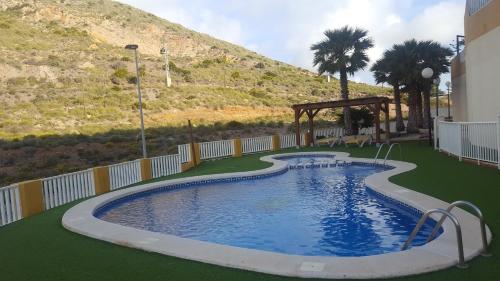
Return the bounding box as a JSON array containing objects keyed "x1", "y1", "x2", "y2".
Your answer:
[{"x1": 466, "y1": 0, "x2": 492, "y2": 16}]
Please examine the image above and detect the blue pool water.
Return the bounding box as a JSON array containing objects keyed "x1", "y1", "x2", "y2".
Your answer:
[{"x1": 96, "y1": 156, "x2": 440, "y2": 257}]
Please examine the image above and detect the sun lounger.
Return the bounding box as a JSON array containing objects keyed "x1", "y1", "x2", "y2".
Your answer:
[
  {"x1": 317, "y1": 136, "x2": 342, "y2": 147},
  {"x1": 340, "y1": 135, "x2": 373, "y2": 148}
]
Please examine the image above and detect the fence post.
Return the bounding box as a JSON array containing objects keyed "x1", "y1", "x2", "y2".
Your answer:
[
  {"x1": 304, "y1": 132, "x2": 311, "y2": 147},
  {"x1": 93, "y1": 166, "x2": 110, "y2": 195},
  {"x1": 272, "y1": 135, "x2": 280, "y2": 151},
  {"x1": 140, "y1": 159, "x2": 152, "y2": 181},
  {"x1": 181, "y1": 161, "x2": 194, "y2": 172},
  {"x1": 233, "y1": 138, "x2": 242, "y2": 157},
  {"x1": 18, "y1": 180, "x2": 44, "y2": 218},
  {"x1": 497, "y1": 115, "x2": 500, "y2": 169},
  {"x1": 193, "y1": 143, "x2": 201, "y2": 165}
]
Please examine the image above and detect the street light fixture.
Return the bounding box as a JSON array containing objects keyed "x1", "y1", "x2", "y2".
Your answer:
[
  {"x1": 421, "y1": 67, "x2": 434, "y2": 146},
  {"x1": 125, "y1": 44, "x2": 148, "y2": 158},
  {"x1": 445, "y1": 81, "x2": 452, "y2": 120}
]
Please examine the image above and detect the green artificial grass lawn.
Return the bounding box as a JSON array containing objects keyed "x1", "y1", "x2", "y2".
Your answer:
[{"x1": 1, "y1": 142, "x2": 499, "y2": 281}]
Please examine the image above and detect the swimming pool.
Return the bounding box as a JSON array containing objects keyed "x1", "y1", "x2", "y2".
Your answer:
[
  {"x1": 95, "y1": 155, "x2": 438, "y2": 257},
  {"x1": 63, "y1": 152, "x2": 490, "y2": 279}
]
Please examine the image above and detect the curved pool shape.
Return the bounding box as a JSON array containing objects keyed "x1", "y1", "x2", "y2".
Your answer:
[
  {"x1": 95, "y1": 156, "x2": 438, "y2": 257},
  {"x1": 63, "y1": 152, "x2": 492, "y2": 279}
]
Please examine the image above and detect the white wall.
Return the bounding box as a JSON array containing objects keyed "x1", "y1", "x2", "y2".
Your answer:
[
  {"x1": 463, "y1": 25, "x2": 500, "y2": 121},
  {"x1": 451, "y1": 73, "x2": 468, "y2": 121}
]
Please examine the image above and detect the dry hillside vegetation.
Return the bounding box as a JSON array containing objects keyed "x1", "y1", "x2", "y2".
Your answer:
[
  {"x1": 0, "y1": 0, "x2": 390, "y2": 139},
  {"x1": 0, "y1": 0, "x2": 391, "y2": 185}
]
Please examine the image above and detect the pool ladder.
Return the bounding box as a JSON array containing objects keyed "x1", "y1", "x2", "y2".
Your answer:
[
  {"x1": 401, "y1": 201, "x2": 491, "y2": 269},
  {"x1": 373, "y1": 143, "x2": 402, "y2": 165}
]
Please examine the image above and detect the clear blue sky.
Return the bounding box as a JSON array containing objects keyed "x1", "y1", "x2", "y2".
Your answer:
[{"x1": 117, "y1": 0, "x2": 465, "y2": 87}]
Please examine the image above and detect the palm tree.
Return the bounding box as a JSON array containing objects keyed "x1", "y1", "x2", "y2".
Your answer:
[
  {"x1": 371, "y1": 48, "x2": 406, "y2": 132},
  {"x1": 417, "y1": 41, "x2": 453, "y2": 128},
  {"x1": 392, "y1": 39, "x2": 421, "y2": 133},
  {"x1": 311, "y1": 26, "x2": 373, "y2": 134}
]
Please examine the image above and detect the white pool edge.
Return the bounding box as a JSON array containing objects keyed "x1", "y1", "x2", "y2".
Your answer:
[{"x1": 62, "y1": 152, "x2": 492, "y2": 279}]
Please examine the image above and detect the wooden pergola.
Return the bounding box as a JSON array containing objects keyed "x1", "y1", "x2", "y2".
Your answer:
[{"x1": 292, "y1": 96, "x2": 392, "y2": 146}]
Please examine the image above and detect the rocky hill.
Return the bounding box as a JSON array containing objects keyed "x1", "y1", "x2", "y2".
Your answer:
[
  {"x1": 0, "y1": 0, "x2": 389, "y2": 140},
  {"x1": 0, "y1": 0, "x2": 392, "y2": 185}
]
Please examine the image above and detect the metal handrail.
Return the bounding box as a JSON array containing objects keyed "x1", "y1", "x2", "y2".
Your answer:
[
  {"x1": 373, "y1": 143, "x2": 386, "y2": 164},
  {"x1": 401, "y1": 208, "x2": 468, "y2": 269},
  {"x1": 427, "y1": 201, "x2": 491, "y2": 257},
  {"x1": 383, "y1": 143, "x2": 402, "y2": 165}
]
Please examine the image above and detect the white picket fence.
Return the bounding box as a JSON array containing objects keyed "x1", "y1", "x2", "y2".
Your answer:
[
  {"x1": 280, "y1": 133, "x2": 306, "y2": 148},
  {"x1": 1, "y1": 126, "x2": 355, "y2": 228},
  {"x1": 178, "y1": 144, "x2": 192, "y2": 163},
  {"x1": 0, "y1": 185, "x2": 22, "y2": 227},
  {"x1": 42, "y1": 169, "x2": 96, "y2": 210},
  {"x1": 151, "y1": 154, "x2": 181, "y2": 178},
  {"x1": 200, "y1": 140, "x2": 235, "y2": 160},
  {"x1": 242, "y1": 136, "x2": 273, "y2": 154},
  {"x1": 437, "y1": 120, "x2": 500, "y2": 167},
  {"x1": 109, "y1": 160, "x2": 142, "y2": 190},
  {"x1": 359, "y1": 127, "x2": 375, "y2": 135}
]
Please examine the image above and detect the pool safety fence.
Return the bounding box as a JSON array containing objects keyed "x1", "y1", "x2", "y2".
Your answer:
[{"x1": 435, "y1": 116, "x2": 500, "y2": 168}]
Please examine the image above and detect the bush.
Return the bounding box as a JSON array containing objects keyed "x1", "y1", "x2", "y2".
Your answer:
[
  {"x1": 264, "y1": 71, "x2": 277, "y2": 78},
  {"x1": 225, "y1": 121, "x2": 245, "y2": 130},
  {"x1": 196, "y1": 59, "x2": 213, "y2": 68},
  {"x1": 231, "y1": 71, "x2": 240, "y2": 79},
  {"x1": 336, "y1": 107, "x2": 374, "y2": 134},
  {"x1": 249, "y1": 88, "x2": 267, "y2": 98},
  {"x1": 254, "y1": 62, "x2": 265, "y2": 69},
  {"x1": 113, "y1": 68, "x2": 129, "y2": 79}
]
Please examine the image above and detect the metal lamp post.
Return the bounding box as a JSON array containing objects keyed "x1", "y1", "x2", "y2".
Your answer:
[
  {"x1": 445, "y1": 81, "x2": 452, "y2": 120},
  {"x1": 433, "y1": 77, "x2": 441, "y2": 118},
  {"x1": 421, "y1": 67, "x2": 434, "y2": 146},
  {"x1": 125, "y1": 44, "x2": 147, "y2": 158}
]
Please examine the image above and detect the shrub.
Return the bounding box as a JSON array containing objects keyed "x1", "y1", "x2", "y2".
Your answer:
[
  {"x1": 254, "y1": 62, "x2": 265, "y2": 69},
  {"x1": 249, "y1": 88, "x2": 267, "y2": 98},
  {"x1": 113, "y1": 68, "x2": 129, "y2": 79},
  {"x1": 336, "y1": 107, "x2": 374, "y2": 134},
  {"x1": 225, "y1": 120, "x2": 245, "y2": 130},
  {"x1": 261, "y1": 71, "x2": 277, "y2": 80},
  {"x1": 197, "y1": 59, "x2": 213, "y2": 68},
  {"x1": 230, "y1": 71, "x2": 240, "y2": 79}
]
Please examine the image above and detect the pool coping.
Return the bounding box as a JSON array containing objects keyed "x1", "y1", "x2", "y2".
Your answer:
[{"x1": 62, "y1": 152, "x2": 492, "y2": 279}]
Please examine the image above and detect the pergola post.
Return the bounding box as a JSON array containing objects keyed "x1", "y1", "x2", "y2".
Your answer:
[
  {"x1": 384, "y1": 100, "x2": 391, "y2": 143},
  {"x1": 306, "y1": 110, "x2": 315, "y2": 146},
  {"x1": 375, "y1": 103, "x2": 381, "y2": 143},
  {"x1": 294, "y1": 109, "x2": 301, "y2": 148}
]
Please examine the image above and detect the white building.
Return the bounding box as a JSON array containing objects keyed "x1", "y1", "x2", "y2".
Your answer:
[{"x1": 451, "y1": 0, "x2": 500, "y2": 122}]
